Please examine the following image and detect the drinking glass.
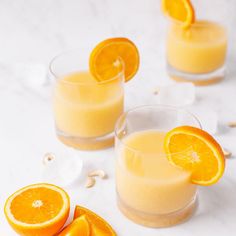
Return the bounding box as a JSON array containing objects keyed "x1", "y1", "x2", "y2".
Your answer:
[
  {"x1": 166, "y1": 16, "x2": 227, "y2": 85},
  {"x1": 50, "y1": 50, "x2": 124, "y2": 150},
  {"x1": 115, "y1": 105, "x2": 201, "y2": 227}
]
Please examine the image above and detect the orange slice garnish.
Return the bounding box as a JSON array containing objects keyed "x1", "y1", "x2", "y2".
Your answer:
[
  {"x1": 162, "y1": 0, "x2": 195, "y2": 28},
  {"x1": 4, "y1": 183, "x2": 70, "y2": 236},
  {"x1": 58, "y1": 215, "x2": 90, "y2": 236},
  {"x1": 74, "y1": 205, "x2": 116, "y2": 236},
  {"x1": 164, "y1": 126, "x2": 225, "y2": 186},
  {"x1": 89, "y1": 37, "x2": 139, "y2": 82}
]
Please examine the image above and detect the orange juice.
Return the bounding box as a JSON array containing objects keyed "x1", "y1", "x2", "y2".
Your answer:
[
  {"x1": 116, "y1": 130, "x2": 196, "y2": 227},
  {"x1": 167, "y1": 21, "x2": 227, "y2": 75},
  {"x1": 53, "y1": 71, "x2": 123, "y2": 149}
]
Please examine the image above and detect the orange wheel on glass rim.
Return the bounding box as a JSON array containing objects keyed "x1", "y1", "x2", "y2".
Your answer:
[
  {"x1": 74, "y1": 205, "x2": 116, "y2": 236},
  {"x1": 164, "y1": 126, "x2": 225, "y2": 186},
  {"x1": 162, "y1": 0, "x2": 195, "y2": 28},
  {"x1": 4, "y1": 183, "x2": 70, "y2": 236},
  {"x1": 89, "y1": 37, "x2": 139, "y2": 82}
]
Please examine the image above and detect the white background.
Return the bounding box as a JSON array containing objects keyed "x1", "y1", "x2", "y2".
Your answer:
[{"x1": 0, "y1": 0, "x2": 236, "y2": 235}]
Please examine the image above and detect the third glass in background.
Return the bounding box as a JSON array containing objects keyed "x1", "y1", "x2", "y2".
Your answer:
[{"x1": 166, "y1": 7, "x2": 228, "y2": 85}]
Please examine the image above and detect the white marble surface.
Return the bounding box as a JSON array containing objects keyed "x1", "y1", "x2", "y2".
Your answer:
[{"x1": 1, "y1": 0, "x2": 236, "y2": 235}]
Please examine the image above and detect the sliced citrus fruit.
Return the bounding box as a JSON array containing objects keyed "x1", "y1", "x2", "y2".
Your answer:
[
  {"x1": 89, "y1": 37, "x2": 139, "y2": 82},
  {"x1": 74, "y1": 205, "x2": 116, "y2": 236},
  {"x1": 58, "y1": 215, "x2": 90, "y2": 236},
  {"x1": 4, "y1": 183, "x2": 70, "y2": 236},
  {"x1": 164, "y1": 126, "x2": 225, "y2": 186},
  {"x1": 162, "y1": 0, "x2": 195, "y2": 28}
]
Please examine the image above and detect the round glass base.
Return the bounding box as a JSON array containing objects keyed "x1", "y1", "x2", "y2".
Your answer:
[
  {"x1": 117, "y1": 194, "x2": 197, "y2": 228},
  {"x1": 167, "y1": 63, "x2": 225, "y2": 86},
  {"x1": 56, "y1": 128, "x2": 114, "y2": 150}
]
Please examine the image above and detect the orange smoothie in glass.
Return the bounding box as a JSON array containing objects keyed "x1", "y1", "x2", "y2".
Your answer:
[
  {"x1": 50, "y1": 38, "x2": 139, "y2": 150},
  {"x1": 167, "y1": 21, "x2": 227, "y2": 74},
  {"x1": 116, "y1": 130, "x2": 196, "y2": 227},
  {"x1": 53, "y1": 71, "x2": 124, "y2": 149},
  {"x1": 162, "y1": 0, "x2": 228, "y2": 85},
  {"x1": 116, "y1": 105, "x2": 225, "y2": 227}
]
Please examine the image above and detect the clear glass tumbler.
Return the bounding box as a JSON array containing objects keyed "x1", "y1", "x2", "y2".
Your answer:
[
  {"x1": 115, "y1": 105, "x2": 201, "y2": 227},
  {"x1": 166, "y1": 20, "x2": 227, "y2": 85},
  {"x1": 50, "y1": 50, "x2": 124, "y2": 150}
]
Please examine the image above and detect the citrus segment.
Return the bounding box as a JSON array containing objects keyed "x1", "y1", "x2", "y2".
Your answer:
[
  {"x1": 89, "y1": 37, "x2": 139, "y2": 82},
  {"x1": 74, "y1": 205, "x2": 116, "y2": 236},
  {"x1": 58, "y1": 215, "x2": 90, "y2": 236},
  {"x1": 4, "y1": 183, "x2": 70, "y2": 236},
  {"x1": 162, "y1": 0, "x2": 195, "y2": 28},
  {"x1": 164, "y1": 126, "x2": 225, "y2": 186}
]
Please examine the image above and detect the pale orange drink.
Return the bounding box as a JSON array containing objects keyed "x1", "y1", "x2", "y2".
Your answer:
[
  {"x1": 162, "y1": 0, "x2": 227, "y2": 85},
  {"x1": 115, "y1": 106, "x2": 201, "y2": 227},
  {"x1": 116, "y1": 105, "x2": 225, "y2": 227},
  {"x1": 50, "y1": 38, "x2": 139, "y2": 150},
  {"x1": 52, "y1": 70, "x2": 124, "y2": 150},
  {"x1": 167, "y1": 21, "x2": 227, "y2": 84},
  {"x1": 116, "y1": 130, "x2": 197, "y2": 227},
  {"x1": 54, "y1": 71, "x2": 123, "y2": 138}
]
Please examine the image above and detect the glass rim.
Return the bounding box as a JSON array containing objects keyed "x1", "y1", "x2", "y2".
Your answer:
[
  {"x1": 114, "y1": 105, "x2": 202, "y2": 156},
  {"x1": 49, "y1": 49, "x2": 125, "y2": 86},
  {"x1": 167, "y1": 18, "x2": 226, "y2": 29}
]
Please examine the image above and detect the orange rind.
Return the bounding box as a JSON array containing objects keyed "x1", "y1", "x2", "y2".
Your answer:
[
  {"x1": 89, "y1": 37, "x2": 139, "y2": 82},
  {"x1": 4, "y1": 183, "x2": 70, "y2": 236},
  {"x1": 74, "y1": 205, "x2": 116, "y2": 236},
  {"x1": 164, "y1": 126, "x2": 225, "y2": 186},
  {"x1": 58, "y1": 215, "x2": 90, "y2": 236},
  {"x1": 162, "y1": 0, "x2": 195, "y2": 28}
]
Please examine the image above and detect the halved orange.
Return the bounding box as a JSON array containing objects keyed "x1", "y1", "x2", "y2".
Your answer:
[
  {"x1": 74, "y1": 205, "x2": 116, "y2": 236},
  {"x1": 164, "y1": 126, "x2": 225, "y2": 186},
  {"x1": 162, "y1": 0, "x2": 195, "y2": 28},
  {"x1": 4, "y1": 183, "x2": 70, "y2": 236},
  {"x1": 89, "y1": 37, "x2": 139, "y2": 82},
  {"x1": 58, "y1": 215, "x2": 90, "y2": 236}
]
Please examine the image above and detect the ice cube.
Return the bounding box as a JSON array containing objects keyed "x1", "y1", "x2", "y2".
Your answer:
[
  {"x1": 188, "y1": 107, "x2": 218, "y2": 134},
  {"x1": 157, "y1": 82, "x2": 195, "y2": 107},
  {"x1": 41, "y1": 149, "x2": 83, "y2": 187}
]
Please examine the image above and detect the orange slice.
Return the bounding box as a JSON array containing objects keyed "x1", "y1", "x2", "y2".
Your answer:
[
  {"x1": 162, "y1": 0, "x2": 195, "y2": 28},
  {"x1": 89, "y1": 37, "x2": 139, "y2": 82},
  {"x1": 164, "y1": 126, "x2": 225, "y2": 186},
  {"x1": 58, "y1": 215, "x2": 90, "y2": 236},
  {"x1": 74, "y1": 205, "x2": 116, "y2": 236},
  {"x1": 4, "y1": 183, "x2": 70, "y2": 236}
]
